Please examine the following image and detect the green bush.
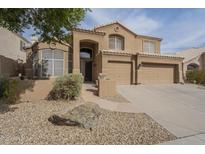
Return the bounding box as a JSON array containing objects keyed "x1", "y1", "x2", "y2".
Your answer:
[
  {"x1": 0, "y1": 75, "x2": 18, "y2": 103},
  {"x1": 186, "y1": 70, "x2": 205, "y2": 84},
  {"x1": 186, "y1": 70, "x2": 197, "y2": 83},
  {"x1": 48, "y1": 74, "x2": 83, "y2": 100}
]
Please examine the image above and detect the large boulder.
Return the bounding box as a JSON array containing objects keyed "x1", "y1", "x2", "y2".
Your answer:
[{"x1": 48, "y1": 103, "x2": 101, "y2": 130}]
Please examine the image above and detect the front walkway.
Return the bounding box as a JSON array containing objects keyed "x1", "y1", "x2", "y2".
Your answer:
[{"x1": 81, "y1": 83, "x2": 139, "y2": 113}]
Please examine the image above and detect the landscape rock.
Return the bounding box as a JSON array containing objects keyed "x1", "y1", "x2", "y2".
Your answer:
[{"x1": 48, "y1": 103, "x2": 101, "y2": 129}]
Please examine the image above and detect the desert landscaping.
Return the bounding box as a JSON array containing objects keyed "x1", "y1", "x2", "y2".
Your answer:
[{"x1": 0, "y1": 98, "x2": 176, "y2": 144}]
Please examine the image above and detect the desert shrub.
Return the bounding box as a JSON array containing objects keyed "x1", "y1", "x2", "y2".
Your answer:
[
  {"x1": 186, "y1": 70, "x2": 198, "y2": 83},
  {"x1": 196, "y1": 70, "x2": 205, "y2": 84},
  {"x1": 48, "y1": 74, "x2": 83, "y2": 100},
  {"x1": 186, "y1": 70, "x2": 205, "y2": 84},
  {"x1": 0, "y1": 75, "x2": 18, "y2": 103}
]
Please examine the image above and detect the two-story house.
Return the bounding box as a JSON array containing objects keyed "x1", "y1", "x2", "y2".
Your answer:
[
  {"x1": 26, "y1": 22, "x2": 184, "y2": 84},
  {"x1": 0, "y1": 27, "x2": 30, "y2": 76}
]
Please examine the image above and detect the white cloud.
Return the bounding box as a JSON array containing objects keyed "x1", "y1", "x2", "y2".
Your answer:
[
  {"x1": 84, "y1": 9, "x2": 161, "y2": 34},
  {"x1": 160, "y1": 10, "x2": 205, "y2": 53},
  {"x1": 123, "y1": 15, "x2": 161, "y2": 34}
]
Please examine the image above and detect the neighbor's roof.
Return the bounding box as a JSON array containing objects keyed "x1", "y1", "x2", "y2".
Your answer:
[
  {"x1": 93, "y1": 21, "x2": 162, "y2": 41},
  {"x1": 138, "y1": 52, "x2": 184, "y2": 60},
  {"x1": 176, "y1": 48, "x2": 205, "y2": 62}
]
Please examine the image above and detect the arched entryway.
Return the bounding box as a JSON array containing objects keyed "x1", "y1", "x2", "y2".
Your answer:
[
  {"x1": 79, "y1": 40, "x2": 99, "y2": 82},
  {"x1": 80, "y1": 48, "x2": 93, "y2": 81}
]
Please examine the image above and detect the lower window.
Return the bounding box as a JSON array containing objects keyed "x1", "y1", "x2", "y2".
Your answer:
[{"x1": 41, "y1": 49, "x2": 64, "y2": 77}]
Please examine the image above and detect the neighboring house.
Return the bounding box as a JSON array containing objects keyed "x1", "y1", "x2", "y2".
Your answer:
[
  {"x1": 176, "y1": 48, "x2": 205, "y2": 75},
  {"x1": 0, "y1": 27, "x2": 30, "y2": 76},
  {"x1": 26, "y1": 21, "x2": 184, "y2": 84}
]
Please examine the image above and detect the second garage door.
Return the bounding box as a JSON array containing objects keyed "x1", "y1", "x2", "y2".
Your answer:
[
  {"x1": 139, "y1": 63, "x2": 176, "y2": 84},
  {"x1": 105, "y1": 61, "x2": 132, "y2": 85}
]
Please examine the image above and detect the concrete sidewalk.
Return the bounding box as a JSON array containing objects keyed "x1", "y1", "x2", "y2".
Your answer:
[{"x1": 162, "y1": 133, "x2": 205, "y2": 144}]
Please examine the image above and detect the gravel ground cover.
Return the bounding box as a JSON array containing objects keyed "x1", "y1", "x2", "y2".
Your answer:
[{"x1": 0, "y1": 100, "x2": 176, "y2": 144}]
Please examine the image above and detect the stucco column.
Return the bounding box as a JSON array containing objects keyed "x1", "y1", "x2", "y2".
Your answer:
[
  {"x1": 135, "y1": 54, "x2": 140, "y2": 84},
  {"x1": 132, "y1": 59, "x2": 136, "y2": 84},
  {"x1": 72, "y1": 39, "x2": 80, "y2": 73},
  {"x1": 178, "y1": 62, "x2": 184, "y2": 83}
]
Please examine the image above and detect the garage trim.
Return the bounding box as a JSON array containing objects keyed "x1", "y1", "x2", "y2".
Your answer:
[{"x1": 138, "y1": 62, "x2": 177, "y2": 84}]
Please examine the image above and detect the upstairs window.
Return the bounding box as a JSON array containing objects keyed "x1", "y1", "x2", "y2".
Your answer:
[
  {"x1": 109, "y1": 35, "x2": 124, "y2": 50},
  {"x1": 144, "y1": 41, "x2": 156, "y2": 53}
]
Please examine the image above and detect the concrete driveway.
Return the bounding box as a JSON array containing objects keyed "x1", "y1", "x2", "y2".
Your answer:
[{"x1": 117, "y1": 84, "x2": 205, "y2": 142}]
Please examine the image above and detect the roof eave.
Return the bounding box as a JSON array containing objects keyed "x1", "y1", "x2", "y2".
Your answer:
[{"x1": 72, "y1": 28, "x2": 106, "y2": 36}]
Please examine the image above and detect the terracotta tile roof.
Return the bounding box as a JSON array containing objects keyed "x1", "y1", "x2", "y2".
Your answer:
[
  {"x1": 138, "y1": 52, "x2": 184, "y2": 59},
  {"x1": 100, "y1": 50, "x2": 134, "y2": 56},
  {"x1": 93, "y1": 21, "x2": 120, "y2": 30},
  {"x1": 101, "y1": 50, "x2": 184, "y2": 59},
  {"x1": 73, "y1": 28, "x2": 106, "y2": 35}
]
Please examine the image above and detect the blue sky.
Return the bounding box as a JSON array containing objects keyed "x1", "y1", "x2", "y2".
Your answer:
[{"x1": 23, "y1": 8, "x2": 205, "y2": 53}]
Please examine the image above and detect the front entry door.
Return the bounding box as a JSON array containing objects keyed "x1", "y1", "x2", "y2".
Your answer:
[
  {"x1": 80, "y1": 48, "x2": 93, "y2": 82},
  {"x1": 85, "y1": 61, "x2": 92, "y2": 81}
]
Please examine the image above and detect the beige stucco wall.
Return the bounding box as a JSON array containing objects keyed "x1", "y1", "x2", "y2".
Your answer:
[
  {"x1": 0, "y1": 27, "x2": 30, "y2": 63},
  {"x1": 71, "y1": 23, "x2": 185, "y2": 85},
  {"x1": 72, "y1": 23, "x2": 161, "y2": 74},
  {"x1": 98, "y1": 79, "x2": 116, "y2": 97},
  {"x1": 95, "y1": 23, "x2": 161, "y2": 53},
  {"x1": 72, "y1": 31, "x2": 104, "y2": 73}
]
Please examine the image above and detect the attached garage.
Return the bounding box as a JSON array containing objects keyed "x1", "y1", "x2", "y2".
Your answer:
[
  {"x1": 138, "y1": 63, "x2": 176, "y2": 84},
  {"x1": 105, "y1": 61, "x2": 132, "y2": 85},
  {"x1": 100, "y1": 51, "x2": 183, "y2": 85}
]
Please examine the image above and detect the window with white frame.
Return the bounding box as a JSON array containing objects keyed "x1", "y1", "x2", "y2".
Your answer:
[
  {"x1": 143, "y1": 41, "x2": 156, "y2": 53},
  {"x1": 41, "y1": 49, "x2": 64, "y2": 77},
  {"x1": 109, "y1": 35, "x2": 124, "y2": 50}
]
